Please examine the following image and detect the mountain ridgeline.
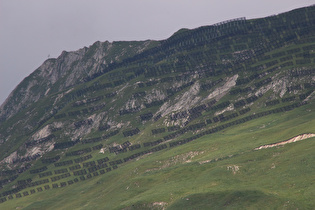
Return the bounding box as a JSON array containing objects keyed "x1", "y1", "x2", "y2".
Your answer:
[{"x1": 1, "y1": 5, "x2": 315, "y2": 209}]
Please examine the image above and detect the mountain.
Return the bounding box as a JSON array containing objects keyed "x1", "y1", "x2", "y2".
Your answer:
[
  {"x1": 0, "y1": 40, "x2": 159, "y2": 123},
  {"x1": 0, "y1": 5, "x2": 315, "y2": 209}
]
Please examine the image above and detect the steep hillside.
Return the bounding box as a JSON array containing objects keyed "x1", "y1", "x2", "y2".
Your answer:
[
  {"x1": 0, "y1": 40, "x2": 159, "y2": 123},
  {"x1": 1, "y1": 5, "x2": 315, "y2": 209}
]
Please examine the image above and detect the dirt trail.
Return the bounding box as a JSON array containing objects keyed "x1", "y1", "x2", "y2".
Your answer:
[{"x1": 254, "y1": 133, "x2": 315, "y2": 150}]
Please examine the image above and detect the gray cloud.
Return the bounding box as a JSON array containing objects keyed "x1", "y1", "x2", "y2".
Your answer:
[{"x1": 0, "y1": 0, "x2": 313, "y2": 104}]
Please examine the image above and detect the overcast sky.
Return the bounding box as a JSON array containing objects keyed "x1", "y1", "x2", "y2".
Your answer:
[{"x1": 0, "y1": 0, "x2": 314, "y2": 105}]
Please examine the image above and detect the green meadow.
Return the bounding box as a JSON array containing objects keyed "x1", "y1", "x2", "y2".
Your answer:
[{"x1": 1, "y1": 102, "x2": 314, "y2": 210}]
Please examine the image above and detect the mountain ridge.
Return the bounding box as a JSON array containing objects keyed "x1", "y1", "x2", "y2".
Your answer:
[{"x1": 0, "y1": 40, "x2": 158, "y2": 123}]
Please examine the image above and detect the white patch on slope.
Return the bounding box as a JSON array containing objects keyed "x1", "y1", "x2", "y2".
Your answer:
[
  {"x1": 203, "y1": 74, "x2": 238, "y2": 102},
  {"x1": 271, "y1": 76, "x2": 289, "y2": 98},
  {"x1": 144, "y1": 89, "x2": 166, "y2": 104},
  {"x1": 255, "y1": 74, "x2": 289, "y2": 98},
  {"x1": 1, "y1": 151, "x2": 18, "y2": 164},
  {"x1": 32, "y1": 125, "x2": 51, "y2": 140},
  {"x1": 157, "y1": 81, "x2": 200, "y2": 117},
  {"x1": 254, "y1": 133, "x2": 315, "y2": 150},
  {"x1": 25, "y1": 141, "x2": 55, "y2": 157},
  {"x1": 70, "y1": 113, "x2": 106, "y2": 140},
  {"x1": 214, "y1": 104, "x2": 234, "y2": 116}
]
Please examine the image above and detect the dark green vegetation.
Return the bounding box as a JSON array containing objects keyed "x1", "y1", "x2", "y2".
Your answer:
[{"x1": 1, "y1": 5, "x2": 315, "y2": 209}]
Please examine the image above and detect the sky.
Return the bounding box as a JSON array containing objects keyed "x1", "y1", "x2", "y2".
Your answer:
[{"x1": 0, "y1": 0, "x2": 314, "y2": 105}]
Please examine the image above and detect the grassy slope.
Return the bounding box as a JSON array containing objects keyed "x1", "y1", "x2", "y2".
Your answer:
[{"x1": 1, "y1": 102, "x2": 314, "y2": 210}]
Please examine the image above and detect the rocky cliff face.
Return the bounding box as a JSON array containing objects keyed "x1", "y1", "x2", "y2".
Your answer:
[{"x1": 0, "y1": 40, "x2": 158, "y2": 123}]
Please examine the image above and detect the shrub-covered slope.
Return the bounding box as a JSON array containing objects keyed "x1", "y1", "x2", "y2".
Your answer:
[{"x1": 0, "y1": 5, "x2": 315, "y2": 209}]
